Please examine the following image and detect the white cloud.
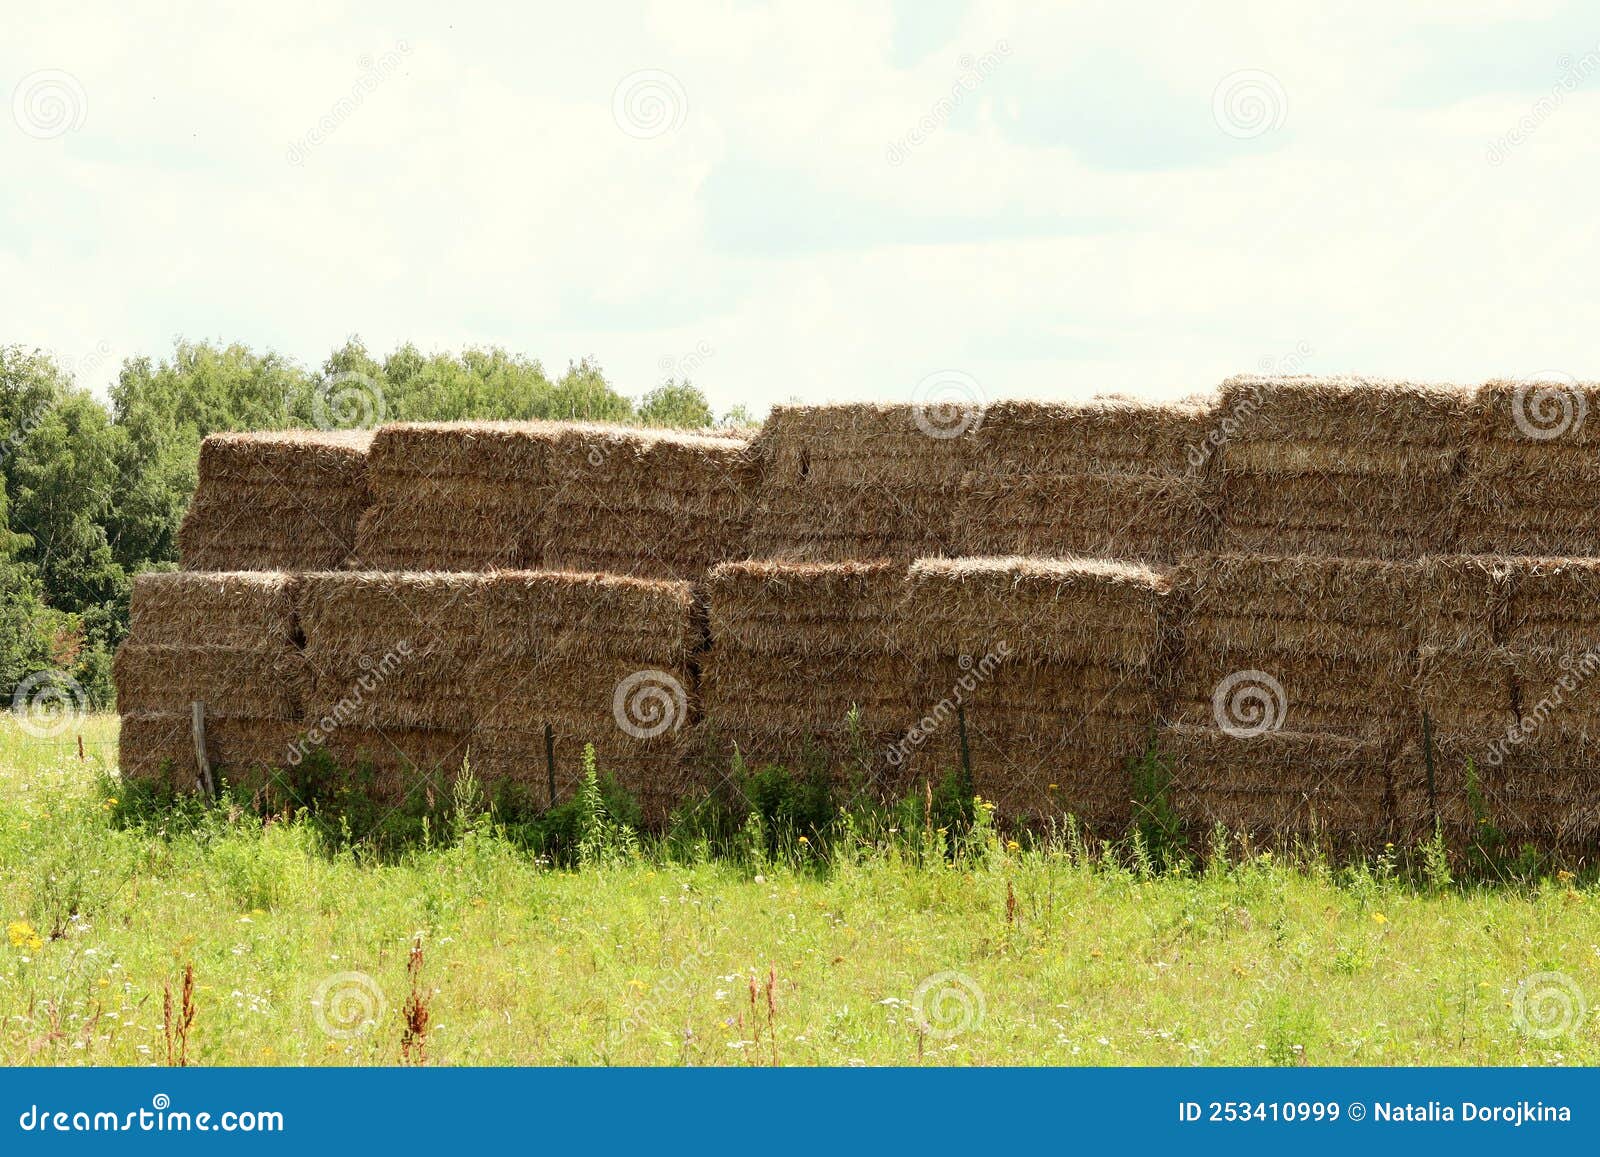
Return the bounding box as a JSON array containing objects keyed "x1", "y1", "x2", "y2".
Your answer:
[{"x1": 1, "y1": 0, "x2": 1596, "y2": 414}]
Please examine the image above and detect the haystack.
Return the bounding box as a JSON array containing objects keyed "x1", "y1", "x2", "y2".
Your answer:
[
  {"x1": 1457, "y1": 379, "x2": 1600, "y2": 555},
  {"x1": 114, "y1": 573, "x2": 306, "y2": 722},
  {"x1": 352, "y1": 422, "x2": 557, "y2": 571},
  {"x1": 1172, "y1": 554, "x2": 1420, "y2": 736},
  {"x1": 118, "y1": 712, "x2": 302, "y2": 795},
  {"x1": 1212, "y1": 376, "x2": 1468, "y2": 558},
  {"x1": 533, "y1": 424, "x2": 757, "y2": 580},
  {"x1": 895, "y1": 556, "x2": 1171, "y2": 830},
  {"x1": 954, "y1": 399, "x2": 1218, "y2": 563},
  {"x1": 469, "y1": 569, "x2": 701, "y2": 817},
  {"x1": 115, "y1": 571, "x2": 307, "y2": 792},
  {"x1": 746, "y1": 405, "x2": 975, "y2": 563},
  {"x1": 703, "y1": 560, "x2": 915, "y2": 794},
  {"x1": 298, "y1": 571, "x2": 487, "y2": 732},
  {"x1": 1159, "y1": 723, "x2": 1393, "y2": 838},
  {"x1": 179, "y1": 431, "x2": 373, "y2": 571}
]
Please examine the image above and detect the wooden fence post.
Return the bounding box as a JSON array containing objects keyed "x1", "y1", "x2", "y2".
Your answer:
[{"x1": 192, "y1": 701, "x2": 216, "y2": 799}]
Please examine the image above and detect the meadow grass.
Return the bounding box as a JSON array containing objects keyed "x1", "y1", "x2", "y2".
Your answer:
[{"x1": 2, "y1": 715, "x2": 1599, "y2": 1066}]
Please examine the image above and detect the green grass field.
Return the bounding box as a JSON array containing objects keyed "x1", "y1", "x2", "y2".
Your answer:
[{"x1": 2, "y1": 714, "x2": 1598, "y2": 1066}]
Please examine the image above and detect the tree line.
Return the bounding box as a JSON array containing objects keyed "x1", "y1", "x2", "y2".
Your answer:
[{"x1": 0, "y1": 337, "x2": 743, "y2": 710}]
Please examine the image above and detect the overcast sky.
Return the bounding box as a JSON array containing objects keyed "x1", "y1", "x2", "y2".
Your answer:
[{"x1": 3, "y1": 1, "x2": 1597, "y2": 416}]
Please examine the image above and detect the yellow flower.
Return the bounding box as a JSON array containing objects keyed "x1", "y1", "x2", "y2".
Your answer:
[
  {"x1": 1047, "y1": 784, "x2": 1058, "y2": 791},
  {"x1": 797, "y1": 836, "x2": 809, "y2": 845},
  {"x1": 1371, "y1": 912, "x2": 1387, "y2": 925},
  {"x1": 7, "y1": 921, "x2": 43, "y2": 951},
  {"x1": 1005, "y1": 840, "x2": 1020, "y2": 851}
]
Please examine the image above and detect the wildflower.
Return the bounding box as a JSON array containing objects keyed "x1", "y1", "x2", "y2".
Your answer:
[
  {"x1": 1005, "y1": 840, "x2": 1020, "y2": 851},
  {"x1": 1371, "y1": 912, "x2": 1387, "y2": 925},
  {"x1": 7, "y1": 921, "x2": 43, "y2": 951},
  {"x1": 797, "y1": 836, "x2": 809, "y2": 845}
]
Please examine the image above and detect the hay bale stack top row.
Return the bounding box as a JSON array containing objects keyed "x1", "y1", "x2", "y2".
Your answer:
[{"x1": 179, "y1": 431, "x2": 372, "y2": 571}]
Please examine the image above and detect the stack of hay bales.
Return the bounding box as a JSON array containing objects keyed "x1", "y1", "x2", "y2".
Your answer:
[
  {"x1": 1458, "y1": 379, "x2": 1600, "y2": 554},
  {"x1": 1161, "y1": 554, "x2": 1419, "y2": 837},
  {"x1": 471, "y1": 570, "x2": 699, "y2": 820},
  {"x1": 297, "y1": 572, "x2": 486, "y2": 803},
  {"x1": 115, "y1": 572, "x2": 304, "y2": 792},
  {"x1": 1394, "y1": 555, "x2": 1513, "y2": 838},
  {"x1": 535, "y1": 425, "x2": 757, "y2": 580},
  {"x1": 954, "y1": 399, "x2": 1218, "y2": 563},
  {"x1": 179, "y1": 431, "x2": 372, "y2": 571},
  {"x1": 1213, "y1": 375, "x2": 1468, "y2": 559},
  {"x1": 895, "y1": 556, "x2": 1170, "y2": 830},
  {"x1": 746, "y1": 405, "x2": 973, "y2": 562},
  {"x1": 352, "y1": 422, "x2": 554, "y2": 571},
  {"x1": 703, "y1": 560, "x2": 915, "y2": 790},
  {"x1": 1460, "y1": 559, "x2": 1600, "y2": 846}
]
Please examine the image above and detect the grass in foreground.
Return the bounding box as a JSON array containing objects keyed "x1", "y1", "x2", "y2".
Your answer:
[{"x1": 2, "y1": 715, "x2": 1599, "y2": 1066}]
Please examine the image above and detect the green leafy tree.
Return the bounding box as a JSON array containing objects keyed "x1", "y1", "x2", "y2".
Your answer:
[{"x1": 637, "y1": 379, "x2": 714, "y2": 428}]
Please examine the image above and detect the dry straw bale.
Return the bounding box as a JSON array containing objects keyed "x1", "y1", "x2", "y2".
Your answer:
[
  {"x1": 353, "y1": 422, "x2": 559, "y2": 570},
  {"x1": 1159, "y1": 723, "x2": 1394, "y2": 838},
  {"x1": 1502, "y1": 557, "x2": 1600, "y2": 652},
  {"x1": 1217, "y1": 375, "x2": 1470, "y2": 453},
  {"x1": 478, "y1": 569, "x2": 697, "y2": 664},
  {"x1": 954, "y1": 398, "x2": 1219, "y2": 563},
  {"x1": 1415, "y1": 645, "x2": 1517, "y2": 733},
  {"x1": 298, "y1": 571, "x2": 487, "y2": 731},
  {"x1": 1173, "y1": 555, "x2": 1420, "y2": 737},
  {"x1": 747, "y1": 404, "x2": 975, "y2": 562},
  {"x1": 115, "y1": 572, "x2": 306, "y2": 721},
  {"x1": 180, "y1": 430, "x2": 373, "y2": 571},
  {"x1": 707, "y1": 560, "x2": 903, "y2": 656},
  {"x1": 894, "y1": 555, "x2": 1168, "y2": 831},
  {"x1": 1393, "y1": 731, "x2": 1600, "y2": 848},
  {"x1": 970, "y1": 397, "x2": 1214, "y2": 476},
  {"x1": 1213, "y1": 376, "x2": 1468, "y2": 559},
  {"x1": 118, "y1": 712, "x2": 300, "y2": 794},
  {"x1": 535, "y1": 424, "x2": 757, "y2": 580},
  {"x1": 895, "y1": 556, "x2": 1172, "y2": 669},
  {"x1": 1456, "y1": 380, "x2": 1600, "y2": 555},
  {"x1": 704, "y1": 560, "x2": 912, "y2": 735}
]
